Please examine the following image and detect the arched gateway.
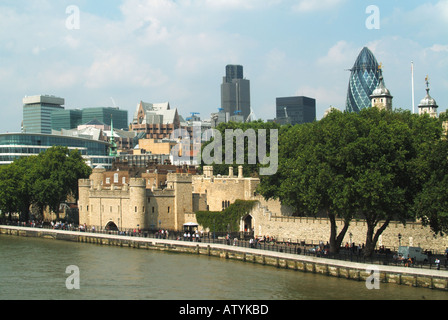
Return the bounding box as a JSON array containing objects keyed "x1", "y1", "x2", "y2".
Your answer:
[{"x1": 105, "y1": 221, "x2": 119, "y2": 231}]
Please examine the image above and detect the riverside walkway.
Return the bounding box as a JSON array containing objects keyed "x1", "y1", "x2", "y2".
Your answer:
[{"x1": 1, "y1": 225, "x2": 448, "y2": 291}]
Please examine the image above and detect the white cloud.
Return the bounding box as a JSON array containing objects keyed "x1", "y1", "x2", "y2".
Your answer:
[
  {"x1": 429, "y1": 44, "x2": 448, "y2": 53},
  {"x1": 292, "y1": 0, "x2": 346, "y2": 13},
  {"x1": 85, "y1": 50, "x2": 169, "y2": 89},
  {"x1": 317, "y1": 40, "x2": 358, "y2": 67}
]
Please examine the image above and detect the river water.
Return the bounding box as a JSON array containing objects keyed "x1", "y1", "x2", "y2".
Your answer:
[{"x1": 1, "y1": 234, "x2": 447, "y2": 301}]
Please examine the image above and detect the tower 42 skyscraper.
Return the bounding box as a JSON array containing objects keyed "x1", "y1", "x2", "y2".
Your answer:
[
  {"x1": 221, "y1": 65, "x2": 251, "y2": 122},
  {"x1": 346, "y1": 47, "x2": 381, "y2": 113}
]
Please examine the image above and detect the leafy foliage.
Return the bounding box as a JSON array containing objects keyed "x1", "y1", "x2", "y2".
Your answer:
[
  {"x1": 196, "y1": 200, "x2": 257, "y2": 232},
  {"x1": 257, "y1": 108, "x2": 443, "y2": 256},
  {"x1": 0, "y1": 146, "x2": 92, "y2": 221}
]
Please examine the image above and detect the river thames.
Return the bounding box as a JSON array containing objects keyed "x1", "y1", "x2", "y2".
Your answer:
[{"x1": 1, "y1": 235, "x2": 447, "y2": 300}]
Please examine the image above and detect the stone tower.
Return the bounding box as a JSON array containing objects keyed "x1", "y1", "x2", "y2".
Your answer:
[
  {"x1": 370, "y1": 76, "x2": 393, "y2": 111},
  {"x1": 168, "y1": 173, "x2": 193, "y2": 231},
  {"x1": 128, "y1": 178, "x2": 147, "y2": 230},
  {"x1": 78, "y1": 178, "x2": 91, "y2": 226},
  {"x1": 418, "y1": 78, "x2": 438, "y2": 118}
]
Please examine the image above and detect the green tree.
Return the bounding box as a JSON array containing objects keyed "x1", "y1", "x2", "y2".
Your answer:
[
  {"x1": 413, "y1": 138, "x2": 448, "y2": 235},
  {"x1": 0, "y1": 156, "x2": 35, "y2": 221},
  {"x1": 258, "y1": 108, "x2": 442, "y2": 257},
  {"x1": 30, "y1": 146, "x2": 92, "y2": 220},
  {"x1": 258, "y1": 111, "x2": 355, "y2": 253}
]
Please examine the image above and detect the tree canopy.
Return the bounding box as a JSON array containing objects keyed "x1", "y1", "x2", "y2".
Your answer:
[
  {"x1": 0, "y1": 146, "x2": 92, "y2": 222},
  {"x1": 258, "y1": 108, "x2": 444, "y2": 256}
]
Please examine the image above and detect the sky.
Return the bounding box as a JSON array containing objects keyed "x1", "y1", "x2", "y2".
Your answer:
[{"x1": 0, "y1": 0, "x2": 447, "y2": 133}]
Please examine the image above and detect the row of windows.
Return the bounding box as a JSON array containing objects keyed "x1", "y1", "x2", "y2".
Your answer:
[{"x1": 0, "y1": 134, "x2": 109, "y2": 156}]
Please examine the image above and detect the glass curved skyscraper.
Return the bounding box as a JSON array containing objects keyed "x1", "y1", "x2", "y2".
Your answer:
[{"x1": 346, "y1": 47, "x2": 381, "y2": 113}]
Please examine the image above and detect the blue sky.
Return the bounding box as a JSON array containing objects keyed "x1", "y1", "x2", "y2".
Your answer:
[{"x1": 0, "y1": 0, "x2": 447, "y2": 132}]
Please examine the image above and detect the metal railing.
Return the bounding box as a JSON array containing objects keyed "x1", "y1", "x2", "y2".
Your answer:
[{"x1": 2, "y1": 220, "x2": 447, "y2": 271}]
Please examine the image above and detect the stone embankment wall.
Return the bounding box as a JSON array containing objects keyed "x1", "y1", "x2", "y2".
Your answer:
[
  {"x1": 1, "y1": 226, "x2": 448, "y2": 292},
  {"x1": 251, "y1": 202, "x2": 448, "y2": 253}
]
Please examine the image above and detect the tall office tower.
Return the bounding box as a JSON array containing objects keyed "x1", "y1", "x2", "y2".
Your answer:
[
  {"x1": 276, "y1": 96, "x2": 316, "y2": 125},
  {"x1": 23, "y1": 95, "x2": 65, "y2": 134},
  {"x1": 221, "y1": 65, "x2": 251, "y2": 122},
  {"x1": 346, "y1": 47, "x2": 381, "y2": 113}
]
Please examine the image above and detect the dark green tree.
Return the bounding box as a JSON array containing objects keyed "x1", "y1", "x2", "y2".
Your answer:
[
  {"x1": 30, "y1": 146, "x2": 92, "y2": 220},
  {"x1": 0, "y1": 156, "x2": 35, "y2": 221},
  {"x1": 413, "y1": 137, "x2": 448, "y2": 235},
  {"x1": 258, "y1": 108, "x2": 442, "y2": 257}
]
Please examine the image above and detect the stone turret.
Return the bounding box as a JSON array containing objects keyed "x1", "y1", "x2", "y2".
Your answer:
[
  {"x1": 370, "y1": 75, "x2": 393, "y2": 111},
  {"x1": 418, "y1": 78, "x2": 438, "y2": 118},
  {"x1": 168, "y1": 173, "x2": 193, "y2": 231},
  {"x1": 129, "y1": 178, "x2": 147, "y2": 230},
  {"x1": 78, "y1": 179, "x2": 91, "y2": 226},
  {"x1": 90, "y1": 166, "x2": 106, "y2": 190}
]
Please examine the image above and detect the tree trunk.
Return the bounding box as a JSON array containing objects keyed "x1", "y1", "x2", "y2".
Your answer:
[
  {"x1": 364, "y1": 218, "x2": 391, "y2": 258},
  {"x1": 328, "y1": 213, "x2": 350, "y2": 254},
  {"x1": 329, "y1": 212, "x2": 337, "y2": 253}
]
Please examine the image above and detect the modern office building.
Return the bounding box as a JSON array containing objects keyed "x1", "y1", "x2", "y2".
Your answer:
[
  {"x1": 51, "y1": 109, "x2": 83, "y2": 131},
  {"x1": 81, "y1": 107, "x2": 128, "y2": 130},
  {"x1": 221, "y1": 65, "x2": 251, "y2": 122},
  {"x1": 50, "y1": 107, "x2": 129, "y2": 131},
  {"x1": 0, "y1": 133, "x2": 114, "y2": 168},
  {"x1": 346, "y1": 47, "x2": 382, "y2": 113},
  {"x1": 22, "y1": 95, "x2": 65, "y2": 134},
  {"x1": 276, "y1": 96, "x2": 316, "y2": 125}
]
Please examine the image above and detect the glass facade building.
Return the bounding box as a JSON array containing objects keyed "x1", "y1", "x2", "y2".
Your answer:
[
  {"x1": 23, "y1": 95, "x2": 65, "y2": 134},
  {"x1": 50, "y1": 107, "x2": 129, "y2": 131},
  {"x1": 81, "y1": 108, "x2": 128, "y2": 130},
  {"x1": 346, "y1": 47, "x2": 381, "y2": 113},
  {"x1": 51, "y1": 109, "x2": 83, "y2": 131},
  {"x1": 276, "y1": 96, "x2": 316, "y2": 125},
  {"x1": 0, "y1": 133, "x2": 114, "y2": 168}
]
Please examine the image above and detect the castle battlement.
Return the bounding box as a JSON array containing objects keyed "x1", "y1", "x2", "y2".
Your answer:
[{"x1": 167, "y1": 173, "x2": 193, "y2": 182}]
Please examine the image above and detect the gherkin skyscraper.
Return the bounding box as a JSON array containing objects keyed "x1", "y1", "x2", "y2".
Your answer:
[{"x1": 346, "y1": 47, "x2": 382, "y2": 113}]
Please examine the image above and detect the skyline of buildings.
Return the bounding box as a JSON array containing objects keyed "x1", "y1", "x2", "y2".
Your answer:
[{"x1": 1, "y1": 51, "x2": 444, "y2": 170}]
